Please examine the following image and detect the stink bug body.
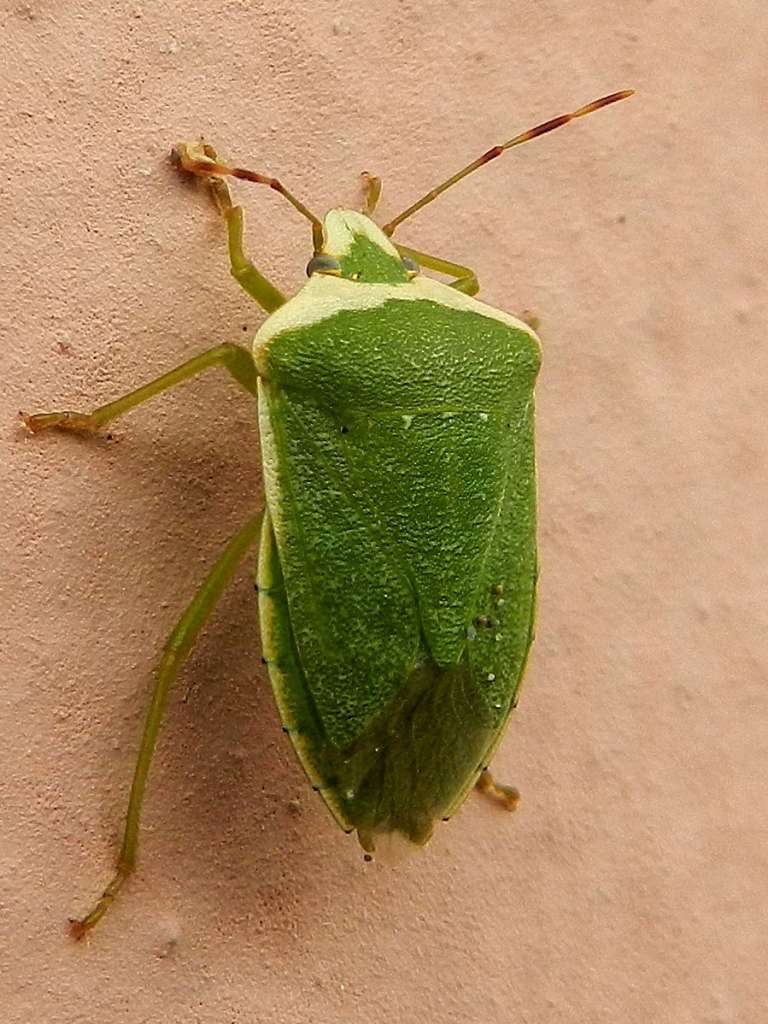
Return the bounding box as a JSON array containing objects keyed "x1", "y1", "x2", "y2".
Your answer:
[{"x1": 23, "y1": 90, "x2": 633, "y2": 937}]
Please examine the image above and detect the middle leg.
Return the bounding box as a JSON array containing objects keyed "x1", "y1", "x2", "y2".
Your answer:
[{"x1": 23, "y1": 342, "x2": 259, "y2": 435}]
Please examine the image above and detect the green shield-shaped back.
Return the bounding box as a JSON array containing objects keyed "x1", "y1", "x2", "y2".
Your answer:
[{"x1": 255, "y1": 217, "x2": 540, "y2": 852}]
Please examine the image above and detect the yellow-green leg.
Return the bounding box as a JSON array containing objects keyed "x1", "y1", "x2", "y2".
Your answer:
[
  {"x1": 22, "y1": 330, "x2": 266, "y2": 935},
  {"x1": 69, "y1": 511, "x2": 264, "y2": 939},
  {"x1": 394, "y1": 243, "x2": 479, "y2": 295},
  {"x1": 202, "y1": 169, "x2": 286, "y2": 314},
  {"x1": 394, "y1": 243, "x2": 540, "y2": 329},
  {"x1": 475, "y1": 767, "x2": 520, "y2": 812},
  {"x1": 22, "y1": 343, "x2": 258, "y2": 434}
]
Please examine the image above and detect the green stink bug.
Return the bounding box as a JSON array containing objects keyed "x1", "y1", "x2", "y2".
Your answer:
[{"x1": 23, "y1": 89, "x2": 633, "y2": 937}]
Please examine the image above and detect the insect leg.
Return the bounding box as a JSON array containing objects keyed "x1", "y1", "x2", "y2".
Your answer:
[
  {"x1": 68, "y1": 510, "x2": 264, "y2": 939},
  {"x1": 22, "y1": 343, "x2": 258, "y2": 434},
  {"x1": 475, "y1": 767, "x2": 520, "y2": 812},
  {"x1": 360, "y1": 171, "x2": 382, "y2": 216},
  {"x1": 225, "y1": 202, "x2": 286, "y2": 311},
  {"x1": 394, "y1": 243, "x2": 479, "y2": 295},
  {"x1": 195, "y1": 170, "x2": 287, "y2": 313}
]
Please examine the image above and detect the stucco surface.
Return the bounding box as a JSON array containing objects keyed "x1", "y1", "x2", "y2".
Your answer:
[{"x1": 2, "y1": 3, "x2": 766, "y2": 1022}]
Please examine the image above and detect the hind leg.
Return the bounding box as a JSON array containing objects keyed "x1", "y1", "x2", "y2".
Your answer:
[{"x1": 475, "y1": 767, "x2": 520, "y2": 812}]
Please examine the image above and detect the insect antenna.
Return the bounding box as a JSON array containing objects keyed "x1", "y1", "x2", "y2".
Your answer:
[
  {"x1": 382, "y1": 90, "x2": 634, "y2": 236},
  {"x1": 174, "y1": 141, "x2": 325, "y2": 252}
]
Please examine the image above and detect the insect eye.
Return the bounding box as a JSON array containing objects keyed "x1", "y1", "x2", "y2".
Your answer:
[
  {"x1": 306, "y1": 255, "x2": 343, "y2": 277},
  {"x1": 401, "y1": 256, "x2": 419, "y2": 278}
]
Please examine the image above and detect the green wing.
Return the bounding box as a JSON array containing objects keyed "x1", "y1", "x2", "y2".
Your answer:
[{"x1": 256, "y1": 294, "x2": 539, "y2": 848}]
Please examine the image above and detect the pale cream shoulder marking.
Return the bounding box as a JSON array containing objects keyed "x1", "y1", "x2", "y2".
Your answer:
[
  {"x1": 253, "y1": 273, "x2": 540, "y2": 354},
  {"x1": 256, "y1": 378, "x2": 283, "y2": 535}
]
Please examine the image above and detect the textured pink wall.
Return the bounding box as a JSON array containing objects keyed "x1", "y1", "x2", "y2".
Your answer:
[{"x1": 2, "y1": 3, "x2": 766, "y2": 1022}]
